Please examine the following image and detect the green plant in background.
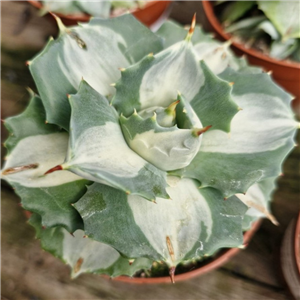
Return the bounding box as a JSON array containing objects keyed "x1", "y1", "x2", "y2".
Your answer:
[
  {"x1": 218, "y1": 1, "x2": 300, "y2": 62},
  {"x1": 40, "y1": 0, "x2": 145, "y2": 17},
  {"x1": 1, "y1": 15, "x2": 298, "y2": 282}
]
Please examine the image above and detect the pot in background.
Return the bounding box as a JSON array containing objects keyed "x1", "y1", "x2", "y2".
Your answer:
[
  {"x1": 280, "y1": 213, "x2": 300, "y2": 299},
  {"x1": 28, "y1": 0, "x2": 172, "y2": 28},
  {"x1": 202, "y1": 1, "x2": 300, "y2": 117}
]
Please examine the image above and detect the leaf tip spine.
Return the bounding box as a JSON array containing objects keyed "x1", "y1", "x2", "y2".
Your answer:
[
  {"x1": 185, "y1": 13, "x2": 196, "y2": 41},
  {"x1": 128, "y1": 259, "x2": 135, "y2": 265},
  {"x1": 148, "y1": 52, "x2": 154, "y2": 57},
  {"x1": 25, "y1": 60, "x2": 31, "y2": 66},
  {"x1": 125, "y1": 190, "x2": 131, "y2": 195},
  {"x1": 44, "y1": 164, "x2": 63, "y2": 175},
  {"x1": 228, "y1": 82, "x2": 234, "y2": 86},
  {"x1": 193, "y1": 125, "x2": 212, "y2": 137},
  {"x1": 169, "y1": 266, "x2": 176, "y2": 284},
  {"x1": 118, "y1": 67, "x2": 126, "y2": 72},
  {"x1": 110, "y1": 83, "x2": 116, "y2": 87}
]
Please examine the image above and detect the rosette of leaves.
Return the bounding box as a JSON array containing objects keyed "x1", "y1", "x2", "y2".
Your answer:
[
  {"x1": 1, "y1": 15, "x2": 298, "y2": 282},
  {"x1": 217, "y1": 1, "x2": 300, "y2": 62},
  {"x1": 40, "y1": 0, "x2": 145, "y2": 18}
]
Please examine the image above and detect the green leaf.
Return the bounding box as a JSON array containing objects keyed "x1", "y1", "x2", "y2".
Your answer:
[
  {"x1": 3, "y1": 93, "x2": 60, "y2": 155},
  {"x1": 258, "y1": 1, "x2": 300, "y2": 39},
  {"x1": 41, "y1": 0, "x2": 85, "y2": 15},
  {"x1": 29, "y1": 213, "x2": 152, "y2": 278},
  {"x1": 75, "y1": 1, "x2": 111, "y2": 17},
  {"x1": 29, "y1": 14, "x2": 163, "y2": 130},
  {"x1": 184, "y1": 68, "x2": 298, "y2": 198},
  {"x1": 74, "y1": 178, "x2": 247, "y2": 268},
  {"x1": 157, "y1": 20, "x2": 256, "y2": 75},
  {"x1": 120, "y1": 111, "x2": 202, "y2": 171},
  {"x1": 220, "y1": 1, "x2": 256, "y2": 24},
  {"x1": 156, "y1": 20, "x2": 214, "y2": 49},
  {"x1": 63, "y1": 80, "x2": 169, "y2": 201},
  {"x1": 112, "y1": 40, "x2": 203, "y2": 117},
  {"x1": 2, "y1": 95, "x2": 88, "y2": 232},
  {"x1": 270, "y1": 38, "x2": 299, "y2": 60},
  {"x1": 190, "y1": 60, "x2": 239, "y2": 133}
]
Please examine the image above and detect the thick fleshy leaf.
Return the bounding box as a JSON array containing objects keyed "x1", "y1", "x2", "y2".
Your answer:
[
  {"x1": 156, "y1": 20, "x2": 251, "y2": 75},
  {"x1": 156, "y1": 20, "x2": 215, "y2": 49},
  {"x1": 29, "y1": 213, "x2": 152, "y2": 278},
  {"x1": 237, "y1": 177, "x2": 278, "y2": 230},
  {"x1": 74, "y1": 178, "x2": 247, "y2": 267},
  {"x1": 112, "y1": 40, "x2": 203, "y2": 117},
  {"x1": 60, "y1": 81, "x2": 168, "y2": 201},
  {"x1": 190, "y1": 60, "x2": 239, "y2": 133},
  {"x1": 219, "y1": 1, "x2": 256, "y2": 24},
  {"x1": 41, "y1": 0, "x2": 84, "y2": 15},
  {"x1": 258, "y1": 1, "x2": 300, "y2": 39},
  {"x1": 184, "y1": 68, "x2": 298, "y2": 198},
  {"x1": 120, "y1": 111, "x2": 203, "y2": 171},
  {"x1": 76, "y1": 1, "x2": 111, "y2": 17},
  {"x1": 29, "y1": 14, "x2": 163, "y2": 129},
  {"x1": 1, "y1": 95, "x2": 88, "y2": 232}
]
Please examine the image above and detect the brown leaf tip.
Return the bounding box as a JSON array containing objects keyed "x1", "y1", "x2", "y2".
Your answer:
[{"x1": 44, "y1": 165, "x2": 63, "y2": 175}]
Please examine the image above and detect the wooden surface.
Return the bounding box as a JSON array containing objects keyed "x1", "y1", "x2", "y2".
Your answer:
[{"x1": 1, "y1": 1, "x2": 299, "y2": 299}]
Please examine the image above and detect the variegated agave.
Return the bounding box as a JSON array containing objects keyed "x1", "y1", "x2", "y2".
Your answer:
[
  {"x1": 41, "y1": 0, "x2": 145, "y2": 18},
  {"x1": 1, "y1": 15, "x2": 298, "y2": 282}
]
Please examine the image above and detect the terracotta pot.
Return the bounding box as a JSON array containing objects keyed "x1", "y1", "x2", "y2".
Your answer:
[
  {"x1": 28, "y1": 0, "x2": 172, "y2": 27},
  {"x1": 112, "y1": 219, "x2": 261, "y2": 284},
  {"x1": 202, "y1": 1, "x2": 300, "y2": 117},
  {"x1": 280, "y1": 213, "x2": 300, "y2": 299}
]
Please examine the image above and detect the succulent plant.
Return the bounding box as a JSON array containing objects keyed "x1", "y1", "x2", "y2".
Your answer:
[
  {"x1": 1, "y1": 15, "x2": 298, "y2": 282},
  {"x1": 40, "y1": 0, "x2": 145, "y2": 18},
  {"x1": 217, "y1": 1, "x2": 300, "y2": 62}
]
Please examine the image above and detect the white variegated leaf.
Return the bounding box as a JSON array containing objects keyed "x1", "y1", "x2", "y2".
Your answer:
[
  {"x1": 29, "y1": 14, "x2": 163, "y2": 129},
  {"x1": 74, "y1": 178, "x2": 247, "y2": 269},
  {"x1": 2, "y1": 95, "x2": 88, "y2": 232},
  {"x1": 29, "y1": 213, "x2": 152, "y2": 278},
  {"x1": 120, "y1": 112, "x2": 203, "y2": 171},
  {"x1": 56, "y1": 81, "x2": 169, "y2": 201},
  {"x1": 185, "y1": 68, "x2": 298, "y2": 197}
]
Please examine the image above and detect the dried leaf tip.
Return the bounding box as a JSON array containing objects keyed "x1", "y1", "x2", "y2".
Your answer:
[
  {"x1": 25, "y1": 60, "x2": 31, "y2": 66},
  {"x1": 193, "y1": 125, "x2": 212, "y2": 137},
  {"x1": 169, "y1": 266, "x2": 176, "y2": 284},
  {"x1": 128, "y1": 259, "x2": 135, "y2": 265},
  {"x1": 228, "y1": 82, "x2": 234, "y2": 86},
  {"x1": 186, "y1": 13, "x2": 196, "y2": 41},
  {"x1": 74, "y1": 257, "x2": 84, "y2": 274},
  {"x1": 44, "y1": 165, "x2": 63, "y2": 175},
  {"x1": 2, "y1": 163, "x2": 39, "y2": 176}
]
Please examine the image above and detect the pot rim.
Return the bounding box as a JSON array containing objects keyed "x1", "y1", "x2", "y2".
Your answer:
[
  {"x1": 110, "y1": 219, "x2": 262, "y2": 284},
  {"x1": 202, "y1": 1, "x2": 300, "y2": 70},
  {"x1": 295, "y1": 212, "x2": 300, "y2": 274},
  {"x1": 28, "y1": 0, "x2": 171, "y2": 23}
]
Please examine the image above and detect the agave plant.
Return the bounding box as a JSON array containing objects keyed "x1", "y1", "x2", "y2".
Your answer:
[
  {"x1": 39, "y1": 0, "x2": 145, "y2": 18},
  {"x1": 1, "y1": 15, "x2": 298, "y2": 282},
  {"x1": 218, "y1": 1, "x2": 300, "y2": 62}
]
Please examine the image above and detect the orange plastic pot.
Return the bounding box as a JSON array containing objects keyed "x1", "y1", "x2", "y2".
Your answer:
[
  {"x1": 111, "y1": 220, "x2": 261, "y2": 284},
  {"x1": 28, "y1": 0, "x2": 172, "y2": 27},
  {"x1": 280, "y1": 212, "x2": 300, "y2": 299},
  {"x1": 202, "y1": 1, "x2": 300, "y2": 117}
]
